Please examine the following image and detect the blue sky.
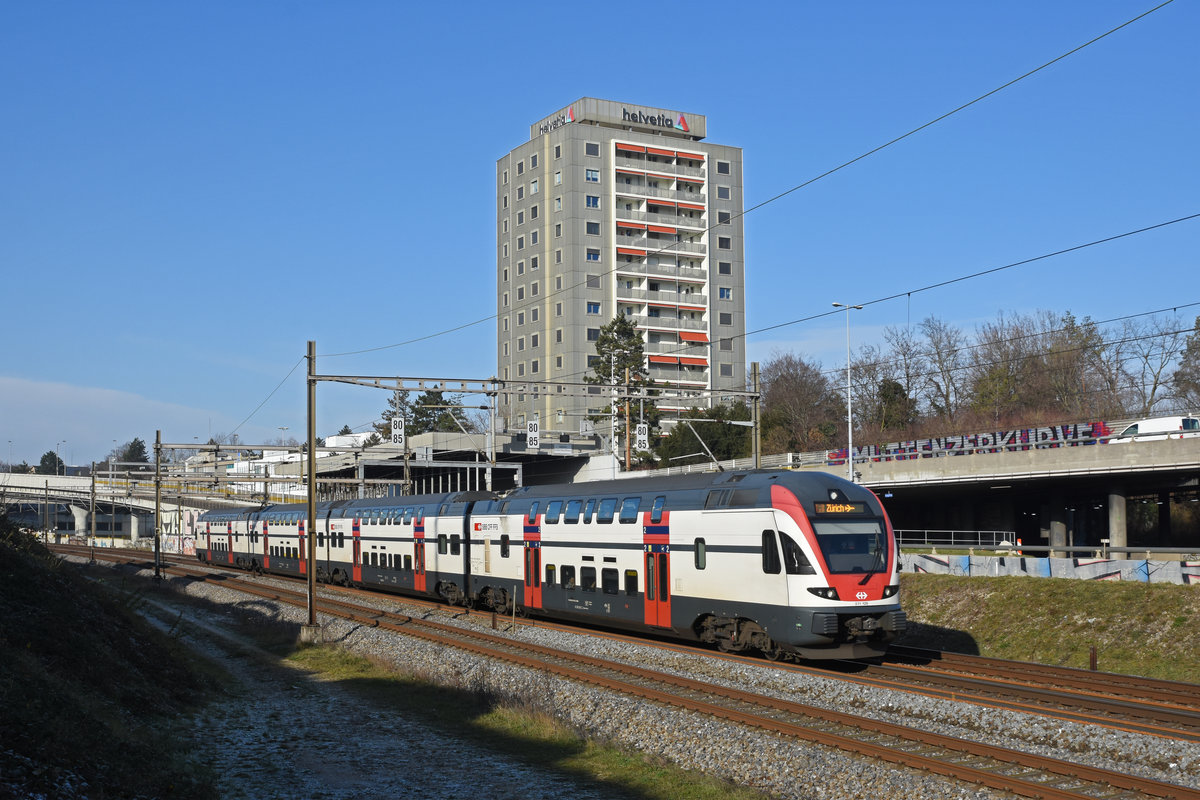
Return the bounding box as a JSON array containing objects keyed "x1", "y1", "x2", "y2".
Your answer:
[{"x1": 2, "y1": 1, "x2": 1196, "y2": 467}]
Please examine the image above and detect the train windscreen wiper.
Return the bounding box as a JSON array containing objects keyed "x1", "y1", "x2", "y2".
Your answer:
[{"x1": 859, "y1": 533, "x2": 885, "y2": 585}]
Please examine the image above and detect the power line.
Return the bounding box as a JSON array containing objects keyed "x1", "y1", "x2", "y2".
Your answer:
[{"x1": 319, "y1": 1, "x2": 1177, "y2": 362}]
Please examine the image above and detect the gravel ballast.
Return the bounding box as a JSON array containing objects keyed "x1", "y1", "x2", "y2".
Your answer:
[{"x1": 115, "y1": 560, "x2": 1200, "y2": 800}]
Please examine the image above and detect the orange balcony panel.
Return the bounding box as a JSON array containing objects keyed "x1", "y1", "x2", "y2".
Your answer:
[
  {"x1": 676, "y1": 150, "x2": 705, "y2": 161},
  {"x1": 616, "y1": 168, "x2": 646, "y2": 176},
  {"x1": 648, "y1": 199, "x2": 677, "y2": 207},
  {"x1": 617, "y1": 143, "x2": 647, "y2": 153},
  {"x1": 647, "y1": 147, "x2": 676, "y2": 157},
  {"x1": 679, "y1": 357, "x2": 708, "y2": 366},
  {"x1": 617, "y1": 247, "x2": 646, "y2": 256},
  {"x1": 678, "y1": 202, "x2": 705, "y2": 211},
  {"x1": 678, "y1": 331, "x2": 709, "y2": 343},
  {"x1": 647, "y1": 225, "x2": 677, "y2": 234},
  {"x1": 618, "y1": 221, "x2": 647, "y2": 230},
  {"x1": 648, "y1": 355, "x2": 679, "y2": 364}
]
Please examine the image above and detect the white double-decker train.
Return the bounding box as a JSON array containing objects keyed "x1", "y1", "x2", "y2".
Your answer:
[{"x1": 196, "y1": 469, "x2": 905, "y2": 659}]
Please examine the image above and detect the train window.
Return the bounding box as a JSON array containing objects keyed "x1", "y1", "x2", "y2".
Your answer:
[
  {"x1": 545, "y1": 564, "x2": 556, "y2": 585},
  {"x1": 438, "y1": 534, "x2": 448, "y2": 555},
  {"x1": 695, "y1": 538, "x2": 707, "y2": 570},
  {"x1": 619, "y1": 497, "x2": 640, "y2": 523},
  {"x1": 404, "y1": 555, "x2": 412, "y2": 571},
  {"x1": 625, "y1": 570, "x2": 638, "y2": 595},
  {"x1": 596, "y1": 498, "x2": 617, "y2": 524},
  {"x1": 602, "y1": 568, "x2": 619, "y2": 594},
  {"x1": 499, "y1": 501, "x2": 509, "y2": 514},
  {"x1": 451, "y1": 534, "x2": 461, "y2": 556},
  {"x1": 416, "y1": 507, "x2": 424, "y2": 524},
  {"x1": 650, "y1": 496, "x2": 666, "y2": 524},
  {"x1": 583, "y1": 499, "x2": 596, "y2": 523},
  {"x1": 500, "y1": 534, "x2": 510, "y2": 558},
  {"x1": 404, "y1": 508, "x2": 414, "y2": 524},
  {"x1": 370, "y1": 552, "x2": 377, "y2": 567},
  {"x1": 564, "y1": 499, "x2": 582, "y2": 524},
  {"x1": 704, "y1": 490, "x2": 731, "y2": 509},
  {"x1": 526, "y1": 502, "x2": 540, "y2": 524},
  {"x1": 545, "y1": 500, "x2": 563, "y2": 523},
  {"x1": 780, "y1": 532, "x2": 816, "y2": 575},
  {"x1": 581, "y1": 566, "x2": 597, "y2": 591},
  {"x1": 561, "y1": 565, "x2": 576, "y2": 589},
  {"x1": 761, "y1": 530, "x2": 782, "y2": 574},
  {"x1": 439, "y1": 504, "x2": 450, "y2": 517}
]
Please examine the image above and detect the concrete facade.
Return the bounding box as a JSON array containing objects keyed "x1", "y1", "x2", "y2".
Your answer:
[{"x1": 496, "y1": 98, "x2": 746, "y2": 436}]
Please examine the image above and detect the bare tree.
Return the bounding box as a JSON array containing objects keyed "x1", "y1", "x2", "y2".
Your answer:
[
  {"x1": 759, "y1": 351, "x2": 843, "y2": 452},
  {"x1": 1172, "y1": 316, "x2": 1200, "y2": 411},
  {"x1": 918, "y1": 316, "x2": 967, "y2": 419},
  {"x1": 1123, "y1": 314, "x2": 1186, "y2": 416}
]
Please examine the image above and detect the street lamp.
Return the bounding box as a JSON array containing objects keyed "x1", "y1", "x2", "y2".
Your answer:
[
  {"x1": 56, "y1": 440, "x2": 65, "y2": 476},
  {"x1": 832, "y1": 302, "x2": 862, "y2": 482}
]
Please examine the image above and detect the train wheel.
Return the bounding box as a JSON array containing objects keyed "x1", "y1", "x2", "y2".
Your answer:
[{"x1": 761, "y1": 643, "x2": 784, "y2": 661}]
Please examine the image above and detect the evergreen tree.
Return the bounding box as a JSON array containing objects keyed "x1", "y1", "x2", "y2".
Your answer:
[
  {"x1": 656, "y1": 402, "x2": 752, "y2": 467},
  {"x1": 585, "y1": 316, "x2": 660, "y2": 462},
  {"x1": 372, "y1": 389, "x2": 413, "y2": 439}
]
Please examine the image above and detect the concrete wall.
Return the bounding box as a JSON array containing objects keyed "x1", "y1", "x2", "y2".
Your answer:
[{"x1": 903, "y1": 552, "x2": 1200, "y2": 585}]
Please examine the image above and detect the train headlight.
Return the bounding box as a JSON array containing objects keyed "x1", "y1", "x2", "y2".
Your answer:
[
  {"x1": 806, "y1": 587, "x2": 839, "y2": 600},
  {"x1": 882, "y1": 584, "x2": 899, "y2": 598}
]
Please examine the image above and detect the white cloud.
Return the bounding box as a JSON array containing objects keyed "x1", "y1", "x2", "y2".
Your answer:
[{"x1": 0, "y1": 376, "x2": 233, "y2": 466}]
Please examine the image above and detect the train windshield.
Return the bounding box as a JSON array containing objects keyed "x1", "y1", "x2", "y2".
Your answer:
[{"x1": 811, "y1": 519, "x2": 887, "y2": 575}]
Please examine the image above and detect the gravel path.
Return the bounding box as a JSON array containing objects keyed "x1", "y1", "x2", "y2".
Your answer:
[{"x1": 123, "y1": 561, "x2": 1200, "y2": 800}]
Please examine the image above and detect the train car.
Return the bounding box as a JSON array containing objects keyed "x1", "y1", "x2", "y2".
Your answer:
[
  {"x1": 480, "y1": 469, "x2": 904, "y2": 659},
  {"x1": 195, "y1": 469, "x2": 905, "y2": 660}
]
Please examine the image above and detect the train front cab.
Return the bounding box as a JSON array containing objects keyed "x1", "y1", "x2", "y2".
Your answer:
[{"x1": 767, "y1": 480, "x2": 906, "y2": 659}]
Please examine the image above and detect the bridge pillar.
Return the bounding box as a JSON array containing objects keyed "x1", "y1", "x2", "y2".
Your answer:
[
  {"x1": 68, "y1": 504, "x2": 88, "y2": 535},
  {"x1": 1158, "y1": 491, "x2": 1172, "y2": 546},
  {"x1": 1107, "y1": 488, "x2": 1127, "y2": 559},
  {"x1": 1049, "y1": 494, "x2": 1067, "y2": 558},
  {"x1": 129, "y1": 514, "x2": 140, "y2": 543}
]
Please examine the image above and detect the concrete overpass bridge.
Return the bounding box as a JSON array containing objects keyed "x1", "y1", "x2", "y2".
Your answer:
[{"x1": 642, "y1": 425, "x2": 1200, "y2": 553}]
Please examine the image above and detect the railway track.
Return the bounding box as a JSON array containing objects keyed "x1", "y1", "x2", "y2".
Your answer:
[{"x1": 62, "y1": 546, "x2": 1200, "y2": 800}]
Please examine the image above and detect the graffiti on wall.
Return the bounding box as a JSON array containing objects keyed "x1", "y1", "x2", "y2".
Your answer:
[{"x1": 829, "y1": 421, "x2": 1114, "y2": 465}]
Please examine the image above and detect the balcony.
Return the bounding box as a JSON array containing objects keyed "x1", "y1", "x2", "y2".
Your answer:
[
  {"x1": 615, "y1": 207, "x2": 708, "y2": 230},
  {"x1": 615, "y1": 183, "x2": 707, "y2": 204},
  {"x1": 616, "y1": 286, "x2": 709, "y2": 307},
  {"x1": 629, "y1": 314, "x2": 708, "y2": 332},
  {"x1": 614, "y1": 156, "x2": 706, "y2": 180},
  {"x1": 614, "y1": 260, "x2": 708, "y2": 281},
  {"x1": 616, "y1": 233, "x2": 707, "y2": 257}
]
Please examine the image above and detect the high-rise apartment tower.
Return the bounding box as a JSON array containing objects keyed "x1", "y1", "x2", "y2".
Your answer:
[{"x1": 496, "y1": 98, "x2": 746, "y2": 436}]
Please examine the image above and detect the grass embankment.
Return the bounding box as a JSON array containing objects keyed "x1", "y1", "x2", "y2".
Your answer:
[
  {"x1": 899, "y1": 573, "x2": 1200, "y2": 683},
  {"x1": 0, "y1": 522, "x2": 223, "y2": 798}
]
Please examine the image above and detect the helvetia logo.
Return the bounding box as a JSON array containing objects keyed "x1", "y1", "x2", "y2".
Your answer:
[
  {"x1": 568, "y1": 107, "x2": 575, "y2": 122},
  {"x1": 676, "y1": 114, "x2": 689, "y2": 132}
]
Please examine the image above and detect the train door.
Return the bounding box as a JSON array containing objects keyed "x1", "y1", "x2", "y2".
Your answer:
[
  {"x1": 352, "y1": 517, "x2": 362, "y2": 584},
  {"x1": 225, "y1": 521, "x2": 234, "y2": 565},
  {"x1": 414, "y1": 513, "x2": 427, "y2": 592},
  {"x1": 298, "y1": 519, "x2": 307, "y2": 575},
  {"x1": 262, "y1": 519, "x2": 270, "y2": 569},
  {"x1": 643, "y1": 507, "x2": 671, "y2": 628},
  {"x1": 204, "y1": 521, "x2": 211, "y2": 561},
  {"x1": 523, "y1": 506, "x2": 543, "y2": 611}
]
